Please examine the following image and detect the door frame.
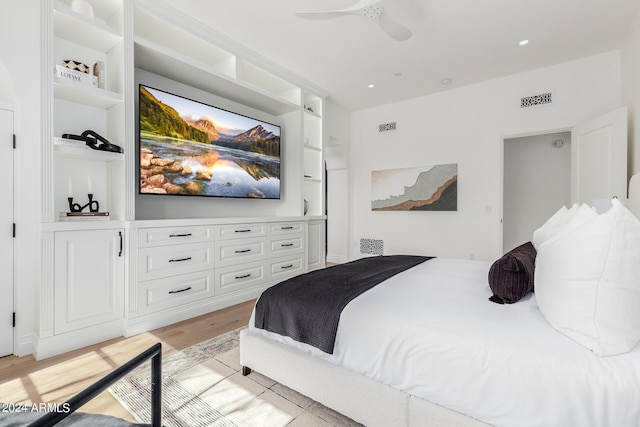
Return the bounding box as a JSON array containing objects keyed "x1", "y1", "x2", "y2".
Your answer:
[
  {"x1": 500, "y1": 108, "x2": 628, "y2": 255},
  {"x1": 0, "y1": 105, "x2": 15, "y2": 357}
]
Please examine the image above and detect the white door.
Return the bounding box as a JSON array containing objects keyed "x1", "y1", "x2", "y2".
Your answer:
[
  {"x1": 0, "y1": 108, "x2": 14, "y2": 357},
  {"x1": 571, "y1": 107, "x2": 627, "y2": 204}
]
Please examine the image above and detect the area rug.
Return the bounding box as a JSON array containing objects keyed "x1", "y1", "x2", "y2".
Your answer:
[{"x1": 109, "y1": 327, "x2": 362, "y2": 427}]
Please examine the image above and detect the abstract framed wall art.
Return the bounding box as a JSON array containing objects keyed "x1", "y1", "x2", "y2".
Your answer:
[{"x1": 371, "y1": 163, "x2": 457, "y2": 211}]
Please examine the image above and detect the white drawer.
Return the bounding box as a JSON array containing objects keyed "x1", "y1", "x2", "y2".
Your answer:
[
  {"x1": 268, "y1": 234, "x2": 304, "y2": 257},
  {"x1": 216, "y1": 223, "x2": 266, "y2": 240},
  {"x1": 138, "y1": 226, "x2": 213, "y2": 247},
  {"x1": 269, "y1": 255, "x2": 305, "y2": 282},
  {"x1": 138, "y1": 242, "x2": 214, "y2": 281},
  {"x1": 215, "y1": 262, "x2": 266, "y2": 295},
  {"x1": 215, "y1": 238, "x2": 266, "y2": 267},
  {"x1": 268, "y1": 222, "x2": 304, "y2": 235},
  {"x1": 137, "y1": 270, "x2": 215, "y2": 316}
]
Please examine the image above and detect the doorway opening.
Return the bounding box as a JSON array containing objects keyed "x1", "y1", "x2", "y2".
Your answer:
[{"x1": 502, "y1": 131, "x2": 571, "y2": 253}]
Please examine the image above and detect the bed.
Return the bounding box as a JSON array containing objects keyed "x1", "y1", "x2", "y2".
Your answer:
[{"x1": 240, "y1": 175, "x2": 640, "y2": 427}]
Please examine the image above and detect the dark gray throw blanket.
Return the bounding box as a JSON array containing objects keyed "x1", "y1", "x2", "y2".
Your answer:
[{"x1": 254, "y1": 255, "x2": 431, "y2": 354}]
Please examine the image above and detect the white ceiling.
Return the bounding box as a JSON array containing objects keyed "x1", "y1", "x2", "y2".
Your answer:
[{"x1": 161, "y1": 0, "x2": 640, "y2": 112}]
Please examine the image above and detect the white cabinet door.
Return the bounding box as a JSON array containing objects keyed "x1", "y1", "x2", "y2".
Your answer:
[
  {"x1": 307, "y1": 220, "x2": 326, "y2": 271},
  {"x1": 571, "y1": 107, "x2": 627, "y2": 204},
  {"x1": 54, "y1": 229, "x2": 124, "y2": 334}
]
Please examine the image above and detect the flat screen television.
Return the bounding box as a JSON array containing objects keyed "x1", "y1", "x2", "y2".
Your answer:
[{"x1": 138, "y1": 84, "x2": 281, "y2": 199}]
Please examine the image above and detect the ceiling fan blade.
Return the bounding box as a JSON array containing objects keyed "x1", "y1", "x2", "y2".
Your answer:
[
  {"x1": 294, "y1": 10, "x2": 351, "y2": 20},
  {"x1": 295, "y1": 0, "x2": 380, "y2": 20},
  {"x1": 295, "y1": 0, "x2": 411, "y2": 41},
  {"x1": 378, "y1": 9, "x2": 413, "y2": 41}
]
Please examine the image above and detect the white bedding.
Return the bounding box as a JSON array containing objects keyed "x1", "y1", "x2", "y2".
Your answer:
[{"x1": 249, "y1": 257, "x2": 640, "y2": 427}]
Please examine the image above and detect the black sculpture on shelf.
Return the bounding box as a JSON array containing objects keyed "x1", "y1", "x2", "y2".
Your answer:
[{"x1": 68, "y1": 194, "x2": 99, "y2": 213}]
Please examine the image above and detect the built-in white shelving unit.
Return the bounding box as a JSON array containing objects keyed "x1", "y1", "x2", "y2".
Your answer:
[
  {"x1": 37, "y1": 0, "x2": 327, "y2": 359},
  {"x1": 44, "y1": 0, "x2": 126, "y2": 223}
]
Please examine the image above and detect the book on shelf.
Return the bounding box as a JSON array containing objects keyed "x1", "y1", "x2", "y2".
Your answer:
[
  {"x1": 59, "y1": 211, "x2": 110, "y2": 221},
  {"x1": 53, "y1": 136, "x2": 90, "y2": 149},
  {"x1": 93, "y1": 60, "x2": 105, "y2": 89},
  {"x1": 54, "y1": 64, "x2": 98, "y2": 87}
]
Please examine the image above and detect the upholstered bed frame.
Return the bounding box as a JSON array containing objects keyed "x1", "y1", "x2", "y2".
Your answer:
[{"x1": 239, "y1": 329, "x2": 488, "y2": 427}]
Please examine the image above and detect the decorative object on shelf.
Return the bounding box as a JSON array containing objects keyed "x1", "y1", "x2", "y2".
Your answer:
[
  {"x1": 304, "y1": 199, "x2": 309, "y2": 215},
  {"x1": 62, "y1": 130, "x2": 123, "y2": 153},
  {"x1": 54, "y1": 136, "x2": 89, "y2": 149},
  {"x1": 55, "y1": 64, "x2": 98, "y2": 86},
  {"x1": 68, "y1": 194, "x2": 100, "y2": 213},
  {"x1": 93, "y1": 60, "x2": 106, "y2": 89},
  {"x1": 62, "y1": 59, "x2": 91, "y2": 74},
  {"x1": 59, "y1": 211, "x2": 110, "y2": 221},
  {"x1": 371, "y1": 163, "x2": 458, "y2": 211},
  {"x1": 70, "y1": 0, "x2": 94, "y2": 19}
]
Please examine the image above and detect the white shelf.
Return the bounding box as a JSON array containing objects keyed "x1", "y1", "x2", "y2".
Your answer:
[
  {"x1": 54, "y1": 144, "x2": 124, "y2": 161},
  {"x1": 304, "y1": 144, "x2": 322, "y2": 152},
  {"x1": 304, "y1": 108, "x2": 321, "y2": 119},
  {"x1": 54, "y1": 79, "x2": 123, "y2": 109},
  {"x1": 53, "y1": 0, "x2": 122, "y2": 52},
  {"x1": 134, "y1": 39, "x2": 300, "y2": 116}
]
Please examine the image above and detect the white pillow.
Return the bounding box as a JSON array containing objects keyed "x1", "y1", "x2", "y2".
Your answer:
[
  {"x1": 532, "y1": 203, "x2": 597, "y2": 249},
  {"x1": 535, "y1": 199, "x2": 640, "y2": 356}
]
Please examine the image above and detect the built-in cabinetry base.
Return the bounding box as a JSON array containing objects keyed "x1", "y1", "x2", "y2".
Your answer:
[
  {"x1": 35, "y1": 217, "x2": 325, "y2": 359},
  {"x1": 126, "y1": 217, "x2": 318, "y2": 337}
]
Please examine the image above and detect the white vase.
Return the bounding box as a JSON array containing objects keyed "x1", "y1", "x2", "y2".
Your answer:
[{"x1": 71, "y1": 0, "x2": 94, "y2": 19}]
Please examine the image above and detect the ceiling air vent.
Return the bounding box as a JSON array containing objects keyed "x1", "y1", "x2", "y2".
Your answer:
[
  {"x1": 521, "y1": 92, "x2": 553, "y2": 108},
  {"x1": 379, "y1": 122, "x2": 397, "y2": 132}
]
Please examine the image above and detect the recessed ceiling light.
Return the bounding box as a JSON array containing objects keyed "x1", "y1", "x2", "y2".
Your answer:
[
  {"x1": 368, "y1": 84, "x2": 375, "y2": 88},
  {"x1": 440, "y1": 78, "x2": 452, "y2": 85},
  {"x1": 519, "y1": 39, "x2": 529, "y2": 46}
]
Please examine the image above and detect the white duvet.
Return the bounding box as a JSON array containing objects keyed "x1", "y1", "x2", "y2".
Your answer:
[{"x1": 250, "y1": 258, "x2": 640, "y2": 427}]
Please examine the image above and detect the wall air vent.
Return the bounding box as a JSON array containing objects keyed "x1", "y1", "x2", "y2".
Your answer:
[
  {"x1": 360, "y1": 238, "x2": 384, "y2": 255},
  {"x1": 521, "y1": 92, "x2": 553, "y2": 108},
  {"x1": 379, "y1": 122, "x2": 397, "y2": 132}
]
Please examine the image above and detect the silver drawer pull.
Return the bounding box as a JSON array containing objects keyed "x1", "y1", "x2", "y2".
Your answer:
[
  {"x1": 235, "y1": 273, "x2": 251, "y2": 279},
  {"x1": 169, "y1": 286, "x2": 192, "y2": 294},
  {"x1": 235, "y1": 229, "x2": 251, "y2": 233},
  {"x1": 235, "y1": 249, "x2": 251, "y2": 254},
  {"x1": 169, "y1": 256, "x2": 192, "y2": 263},
  {"x1": 281, "y1": 226, "x2": 293, "y2": 230},
  {"x1": 281, "y1": 264, "x2": 294, "y2": 269},
  {"x1": 281, "y1": 243, "x2": 294, "y2": 247},
  {"x1": 169, "y1": 233, "x2": 192, "y2": 237}
]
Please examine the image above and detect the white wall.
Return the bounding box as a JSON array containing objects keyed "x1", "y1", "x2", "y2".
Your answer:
[
  {"x1": 0, "y1": 1, "x2": 41, "y2": 355},
  {"x1": 503, "y1": 132, "x2": 571, "y2": 252},
  {"x1": 622, "y1": 9, "x2": 640, "y2": 178},
  {"x1": 350, "y1": 52, "x2": 622, "y2": 261}
]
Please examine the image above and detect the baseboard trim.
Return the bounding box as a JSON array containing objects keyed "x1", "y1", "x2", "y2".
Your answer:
[
  {"x1": 34, "y1": 320, "x2": 124, "y2": 360},
  {"x1": 14, "y1": 333, "x2": 35, "y2": 357},
  {"x1": 326, "y1": 254, "x2": 349, "y2": 264}
]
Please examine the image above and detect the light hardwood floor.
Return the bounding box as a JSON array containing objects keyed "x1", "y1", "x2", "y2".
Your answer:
[{"x1": 0, "y1": 299, "x2": 256, "y2": 423}]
